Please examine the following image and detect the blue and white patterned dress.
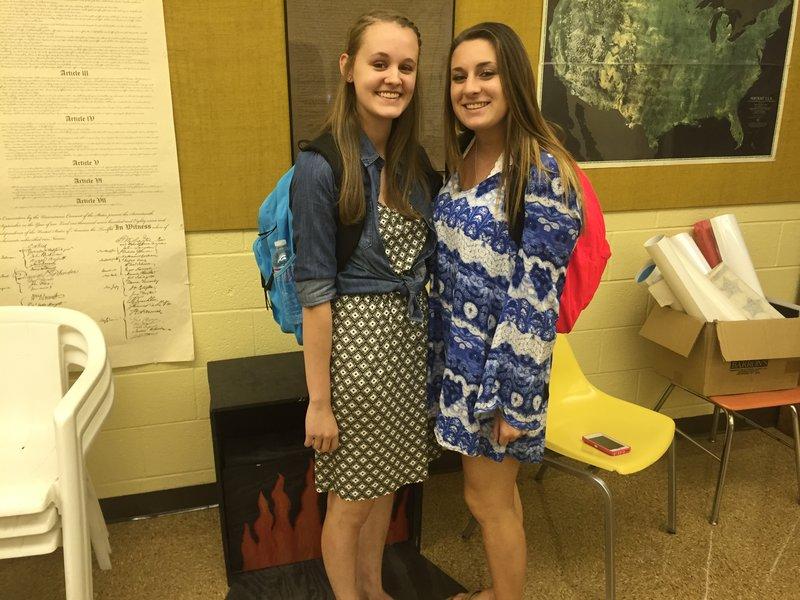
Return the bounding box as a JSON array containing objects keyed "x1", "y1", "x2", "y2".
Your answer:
[{"x1": 427, "y1": 152, "x2": 581, "y2": 463}]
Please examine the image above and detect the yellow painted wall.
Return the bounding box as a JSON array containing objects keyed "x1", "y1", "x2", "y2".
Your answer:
[
  {"x1": 84, "y1": 0, "x2": 800, "y2": 498},
  {"x1": 86, "y1": 205, "x2": 800, "y2": 498}
]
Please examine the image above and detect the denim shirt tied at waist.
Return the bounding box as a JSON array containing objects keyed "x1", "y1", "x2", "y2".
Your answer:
[{"x1": 291, "y1": 134, "x2": 437, "y2": 324}]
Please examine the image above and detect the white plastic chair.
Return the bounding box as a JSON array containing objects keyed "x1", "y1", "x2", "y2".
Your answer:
[{"x1": 0, "y1": 306, "x2": 114, "y2": 599}]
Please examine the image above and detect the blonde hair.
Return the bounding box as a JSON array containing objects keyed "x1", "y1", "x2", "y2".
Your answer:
[
  {"x1": 322, "y1": 10, "x2": 427, "y2": 224},
  {"x1": 444, "y1": 22, "x2": 583, "y2": 231}
]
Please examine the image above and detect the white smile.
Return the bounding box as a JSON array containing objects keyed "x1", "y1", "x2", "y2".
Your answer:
[
  {"x1": 464, "y1": 101, "x2": 490, "y2": 110},
  {"x1": 377, "y1": 91, "x2": 401, "y2": 99}
]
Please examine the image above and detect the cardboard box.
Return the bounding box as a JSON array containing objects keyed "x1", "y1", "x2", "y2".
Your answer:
[{"x1": 639, "y1": 303, "x2": 800, "y2": 396}]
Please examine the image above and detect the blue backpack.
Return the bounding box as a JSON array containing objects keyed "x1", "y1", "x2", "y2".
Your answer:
[
  {"x1": 254, "y1": 134, "x2": 441, "y2": 344},
  {"x1": 253, "y1": 134, "x2": 361, "y2": 345}
]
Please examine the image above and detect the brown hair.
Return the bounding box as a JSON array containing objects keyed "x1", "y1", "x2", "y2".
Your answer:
[
  {"x1": 322, "y1": 10, "x2": 427, "y2": 224},
  {"x1": 444, "y1": 22, "x2": 582, "y2": 231}
]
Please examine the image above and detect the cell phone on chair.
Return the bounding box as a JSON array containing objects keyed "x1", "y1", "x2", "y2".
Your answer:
[{"x1": 582, "y1": 433, "x2": 630, "y2": 456}]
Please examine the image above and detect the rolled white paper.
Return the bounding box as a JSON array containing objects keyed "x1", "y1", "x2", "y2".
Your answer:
[
  {"x1": 644, "y1": 235, "x2": 747, "y2": 322},
  {"x1": 635, "y1": 261, "x2": 659, "y2": 285},
  {"x1": 708, "y1": 263, "x2": 783, "y2": 320},
  {"x1": 635, "y1": 262, "x2": 685, "y2": 310},
  {"x1": 649, "y1": 279, "x2": 685, "y2": 309},
  {"x1": 710, "y1": 213, "x2": 765, "y2": 297},
  {"x1": 671, "y1": 233, "x2": 711, "y2": 275}
]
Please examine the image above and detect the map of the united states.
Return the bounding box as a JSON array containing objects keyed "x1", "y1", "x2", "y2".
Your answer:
[{"x1": 548, "y1": 0, "x2": 791, "y2": 149}]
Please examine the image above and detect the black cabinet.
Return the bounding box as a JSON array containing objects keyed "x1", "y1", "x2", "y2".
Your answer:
[{"x1": 208, "y1": 352, "x2": 463, "y2": 600}]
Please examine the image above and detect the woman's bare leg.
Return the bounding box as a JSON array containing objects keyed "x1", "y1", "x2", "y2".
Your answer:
[
  {"x1": 462, "y1": 454, "x2": 525, "y2": 600},
  {"x1": 322, "y1": 491, "x2": 375, "y2": 600},
  {"x1": 513, "y1": 483, "x2": 523, "y2": 524},
  {"x1": 356, "y1": 492, "x2": 395, "y2": 599}
]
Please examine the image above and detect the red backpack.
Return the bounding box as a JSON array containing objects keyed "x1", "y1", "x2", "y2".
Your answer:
[
  {"x1": 555, "y1": 167, "x2": 610, "y2": 333},
  {"x1": 457, "y1": 134, "x2": 609, "y2": 331}
]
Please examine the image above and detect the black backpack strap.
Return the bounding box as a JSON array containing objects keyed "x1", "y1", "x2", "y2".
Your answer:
[
  {"x1": 300, "y1": 132, "x2": 342, "y2": 188},
  {"x1": 298, "y1": 132, "x2": 364, "y2": 272},
  {"x1": 457, "y1": 130, "x2": 524, "y2": 245}
]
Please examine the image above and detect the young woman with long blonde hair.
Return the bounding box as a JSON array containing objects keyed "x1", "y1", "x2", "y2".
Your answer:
[{"x1": 291, "y1": 11, "x2": 439, "y2": 600}]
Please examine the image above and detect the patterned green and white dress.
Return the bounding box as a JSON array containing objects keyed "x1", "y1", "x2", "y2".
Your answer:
[{"x1": 315, "y1": 204, "x2": 436, "y2": 501}]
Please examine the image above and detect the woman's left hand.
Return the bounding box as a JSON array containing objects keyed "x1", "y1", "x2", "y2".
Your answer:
[{"x1": 494, "y1": 410, "x2": 525, "y2": 446}]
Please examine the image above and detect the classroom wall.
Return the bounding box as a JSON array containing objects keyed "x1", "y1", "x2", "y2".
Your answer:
[
  {"x1": 82, "y1": 1, "x2": 800, "y2": 499},
  {"x1": 86, "y1": 204, "x2": 800, "y2": 498}
]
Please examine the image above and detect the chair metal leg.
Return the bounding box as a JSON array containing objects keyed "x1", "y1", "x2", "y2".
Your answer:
[
  {"x1": 461, "y1": 515, "x2": 478, "y2": 540},
  {"x1": 667, "y1": 437, "x2": 677, "y2": 534},
  {"x1": 537, "y1": 455, "x2": 615, "y2": 600},
  {"x1": 710, "y1": 405, "x2": 720, "y2": 443},
  {"x1": 710, "y1": 410, "x2": 735, "y2": 525},
  {"x1": 789, "y1": 405, "x2": 800, "y2": 505},
  {"x1": 534, "y1": 462, "x2": 550, "y2": 482},
  {"x1": 653, "y1": 383, "x2": 675, "y2": 413},
  {"x1": 600, "y1": 479, "x2": 615, "y2": 600}
]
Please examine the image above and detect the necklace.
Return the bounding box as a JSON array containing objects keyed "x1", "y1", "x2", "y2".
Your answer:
[
  {"x1": 468, "y1": 138, "x2": 501, "y2": 189},
  {"x1": 473, "y1": 139, "x2": 478, "y2": 183}
]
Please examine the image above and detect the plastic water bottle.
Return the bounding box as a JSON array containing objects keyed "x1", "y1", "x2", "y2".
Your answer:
[
  {"x1": 272, "y1": 240, "x2": 302, "y2": 325},
  {"x1": 272, "y1": 239, "x2": 290, "y2": 271}
]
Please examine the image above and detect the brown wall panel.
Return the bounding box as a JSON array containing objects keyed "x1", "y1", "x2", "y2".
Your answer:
[
  {"x1": 456, "y1": 0, "x2": 800, "y2": 212},
  {"x1": 163, "y1": 1, "x2": 291, "y2": 232},
  {"x1": 165, "y1": 1, "x2": 798, "y2": 231},
  {"x1": 285, "y1": 0, "x2": 454, "y2": 170}
]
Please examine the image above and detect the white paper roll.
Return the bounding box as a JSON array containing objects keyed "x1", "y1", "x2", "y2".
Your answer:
[
  {"x1": 635, "y1": 262, "x2": 659, "y2": 284},
  {"x1": 649, "y1": 279, "x2": 685, "y2": 309},
  {"x1": 710, "y1": 214, "x2": 765, "y2": 297},
  {"x1": 708, "y1": 263, "x2": 783, "y2": 320},
  {"x1": 644, "y1": 235, "x2": 747, "y2": 322},
  {"x1": 671, "y1": 233, "x2": 711, "y2": 275},
  {"x1": 635, "y1": 262, "x2": 684, "y2": 310}
]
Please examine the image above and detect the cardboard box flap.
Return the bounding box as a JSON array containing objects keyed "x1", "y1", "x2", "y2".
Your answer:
[
  {"x1": 716, "y1": 318, "x2": 800, "y2": 361},
  {"x1": 639, "y1": 305, "x2": 706, "y2": 357}
]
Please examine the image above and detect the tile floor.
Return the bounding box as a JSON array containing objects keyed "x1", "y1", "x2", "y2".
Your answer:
[{"x1": 2, "y1": 430, "x2": 799, "y2": 599}]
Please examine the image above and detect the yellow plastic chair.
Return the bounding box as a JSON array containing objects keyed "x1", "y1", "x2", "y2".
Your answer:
[
  {"x1": 537, "y1": 335, "x2": 676, "y2": 600},
  {"x1": 461, "y1": 335, "x2": 676, "y2": 600}
]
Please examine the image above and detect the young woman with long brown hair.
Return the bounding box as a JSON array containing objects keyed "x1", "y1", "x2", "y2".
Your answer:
[
  {"x1": 428, "y1": 23, "x2": 583, "y2": 600},
  {"x1": 291, "y1": 11, "x2": 439, "y2": 600}
]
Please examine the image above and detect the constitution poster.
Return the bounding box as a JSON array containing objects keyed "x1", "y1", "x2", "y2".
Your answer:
[
  {"x1": 0, "y1": 0, "x2": 194, "y2": 366},
  {"x1": 539, "y1": 0, "x2": 797, "y2": 165}
]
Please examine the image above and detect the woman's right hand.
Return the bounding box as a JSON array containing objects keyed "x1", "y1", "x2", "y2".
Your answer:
[{"x1": 304, "y1": 402, "x2": 339, "y2": 453}]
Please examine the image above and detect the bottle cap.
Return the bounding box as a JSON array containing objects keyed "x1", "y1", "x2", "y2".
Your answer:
[{"x1": 274, "y1": 239, "x2": 287, "y2": 248}]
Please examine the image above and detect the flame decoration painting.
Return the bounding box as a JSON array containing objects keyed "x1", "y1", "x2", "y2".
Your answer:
[{"x1": 234, "y1": 456, "x2": 412, "y2": 572}]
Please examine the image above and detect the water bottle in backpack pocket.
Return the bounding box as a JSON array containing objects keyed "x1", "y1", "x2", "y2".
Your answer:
[
  {"x1": 271, "y1": 239, "x2": 303, "y2": 330},
  {"x1": 252, "y1": 133, "x2": 367, "y2": 346},
  {"x1": 252, "y1": 166, "x2": 304, "y2": 345}
]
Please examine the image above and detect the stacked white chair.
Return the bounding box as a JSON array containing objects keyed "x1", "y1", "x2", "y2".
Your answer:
[{"x1": 0, "y1": 306, "x2": 114, "y2": 599}]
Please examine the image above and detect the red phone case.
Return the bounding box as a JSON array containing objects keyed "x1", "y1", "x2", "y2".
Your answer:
[{"x1": 582, "y1": 435, "x2": 630, "y2": 456}]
